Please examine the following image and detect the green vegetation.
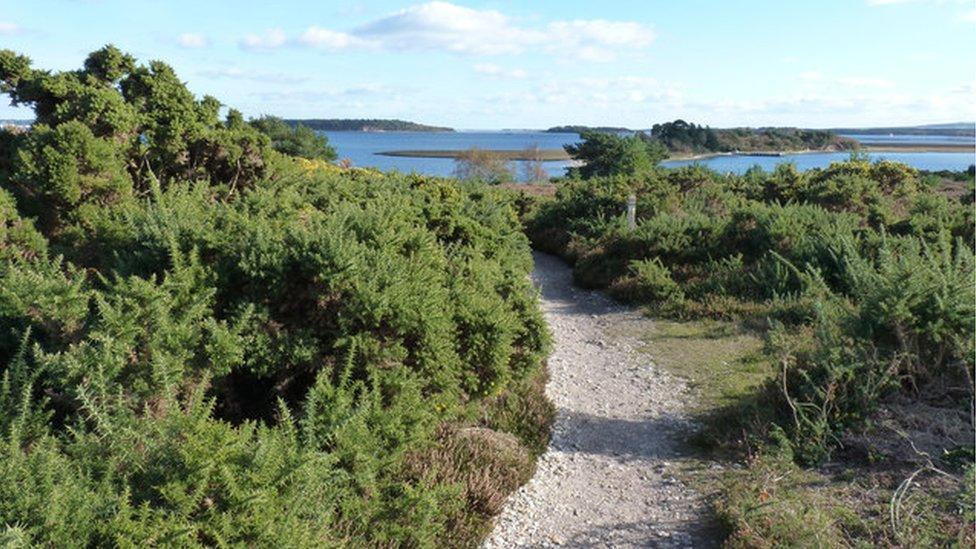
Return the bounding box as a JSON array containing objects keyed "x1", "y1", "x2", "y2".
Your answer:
[
  {"x1": 0, "y1": 46, "x2": 551, "y2": 547},
  {"x1": 545, "y1": 125, "x2": 633, "y2": 134},
  {"x1": 285, "y1": 119, "x2": 454, "y2": 132},
  {"x1": 650, "y1": 120, "x2": 856, "y2": 154},
  {"x1": 525, "y1": 156, "x2": 975, "y2": 546},
  {"x1": 560, "y1": 122, "x2": 857, "y2": 170},
  {"x1": 563, "y1": 130, "x2": 668, "y2": 179},
  {"x1": 250, "y1": 115, "x2": 336, "y2": 161}
]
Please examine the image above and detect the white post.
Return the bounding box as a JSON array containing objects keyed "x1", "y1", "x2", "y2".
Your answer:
[{"x1": 626, "y1": 194, "x2": 637, "y2": 230}]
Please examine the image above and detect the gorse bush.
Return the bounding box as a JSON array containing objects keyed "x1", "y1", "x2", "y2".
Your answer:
[
  {"x1": 0, "y1": 47, "x2": 551, "y2": 546},
  {"x1": 528, "y1": 159, "x2": 974, "y2": 462},
  {"x1": 249, "y1": 115, "x2": 337, "y2": 161}
]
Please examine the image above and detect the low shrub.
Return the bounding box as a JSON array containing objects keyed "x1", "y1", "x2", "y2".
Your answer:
[
  {"x1": 527, "y1": 158, "x2": 974, "y2": 465},
  {"x1": 610, "y1": 257, "x2": 684, "y2": 305}
]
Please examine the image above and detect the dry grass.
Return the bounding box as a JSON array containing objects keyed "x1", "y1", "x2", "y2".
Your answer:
[{"x1": 495, "y1": 183, "x2": 557, "y2": 197}]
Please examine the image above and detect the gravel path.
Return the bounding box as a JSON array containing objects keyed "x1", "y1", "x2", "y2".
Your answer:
[{"x1": 483, "y1": 252, "x2": 716, "y2": 548}]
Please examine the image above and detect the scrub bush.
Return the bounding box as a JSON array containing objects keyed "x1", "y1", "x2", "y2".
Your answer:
[
  {"x1": 0, "y1": 47, "x2": 551, "y2": 547},
  {"x1": 527, "y1": 158, "x2": 974, "y2": 461}
]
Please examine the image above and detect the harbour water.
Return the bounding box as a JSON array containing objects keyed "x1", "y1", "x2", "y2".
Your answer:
[{"x1": 320, "y1": 130, "x2": 975, "y2": 179}]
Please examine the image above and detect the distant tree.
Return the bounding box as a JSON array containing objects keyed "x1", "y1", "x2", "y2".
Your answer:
[
  {"x1": 649, "y1": 120, "x2": 852, "y2": 153},
  {"x1": 453, "y1": 147, "x2": 514, "y2": 184},
  {"x1": 286, "y1": 119, "x2": 453, "y2": 132},
  {"x1": 521, "y1": 144, "x2": 548, "y2": 183},
  {"x1": 250, "y1": 116, "x2": 336, "y2": 161},
  {"x1": 650, "y1": 120, "x2": 721, "y2": 153},
  {"x1": 564, "y1": 130, "x2": 667, "y2": 179}
]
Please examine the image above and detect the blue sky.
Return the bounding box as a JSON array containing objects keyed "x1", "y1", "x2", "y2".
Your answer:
[{"x1": 1, "y1": 0, "x2": 974, "y2": 128}]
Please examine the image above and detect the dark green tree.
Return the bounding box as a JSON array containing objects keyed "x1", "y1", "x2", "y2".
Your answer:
[
  {"x1": 249, "y1": 115, "x2": 336, "y2": 161},
  {"x1": 564, "y1": 130, "x2": 667, "y2": 179},
  {"x1": 0, "y1": 44, "x2": 271, "y2": 204}
]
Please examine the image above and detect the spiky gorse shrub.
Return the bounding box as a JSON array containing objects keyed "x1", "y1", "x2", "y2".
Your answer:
[
  {"x1": 0, "y1": 47, "x2": 551, "y2": 546},
  {"x1": 528, "y1": 157, "x2": 974, "y2": 462}
]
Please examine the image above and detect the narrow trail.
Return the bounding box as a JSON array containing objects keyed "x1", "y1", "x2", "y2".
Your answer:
[{"x1": 483, "y1": 252, "x2": 716, "y2": 548}]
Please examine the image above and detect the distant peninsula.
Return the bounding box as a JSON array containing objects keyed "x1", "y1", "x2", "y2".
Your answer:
[
  {"x1": 284, "y1": 119, "x2": 454, "y2": 132},
  {"x1": 828, "y1": 122, "x2": 975, "y2": 137},
  {"x1": 546, "y1": 125, "x2": 632, "y2": 134}
]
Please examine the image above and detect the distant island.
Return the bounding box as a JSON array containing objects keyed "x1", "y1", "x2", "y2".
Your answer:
[
  {"x1": 543, "y1": 121, "x2": 974, "y2": 154},
  {"x1": 545, "y1": 122, "x2": 856, "y2": 154},
  {"x1": 829, "y1": 122, "x2": 975, "y2": 137},
  {"x1": 284, "y1": 119, "x2": 454, "y2": 132},
  {"x1": 546, "y1": 125, "x2": 632, "y2": 134},
  {"x1": 645, "y1": 120, "x2": 856, "y2": 155},
  {"x1": 383, "y1": 120, "x2": 971, "y2": 164}
]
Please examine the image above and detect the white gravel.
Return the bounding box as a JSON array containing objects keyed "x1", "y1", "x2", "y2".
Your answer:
[{"x1": 482, "y1": 252, "x2": 715, "y2": 548}]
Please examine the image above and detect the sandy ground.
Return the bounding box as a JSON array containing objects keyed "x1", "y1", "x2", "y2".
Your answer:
[{"x1": 483, "y1": 252, "x2": 716, "y2": 548}]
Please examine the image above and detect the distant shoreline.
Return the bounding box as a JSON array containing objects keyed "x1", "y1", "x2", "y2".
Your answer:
[
  {"x1": 288, "y1": 119, "x2": 454, "y2": 132},
  {"x1": 379, "y1": 143, "x2": 974, "y2": 163},
  {"x1": 859, "y1": 143, "x2": 974, "y2": 153},
  {"x1": 377, "y1": 149, "x2": 573, "y2": 161}
]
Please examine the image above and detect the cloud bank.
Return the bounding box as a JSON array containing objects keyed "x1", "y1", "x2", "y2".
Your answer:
[{"x1": 240, "y1": 2, "x2": 655, "y2": 62}]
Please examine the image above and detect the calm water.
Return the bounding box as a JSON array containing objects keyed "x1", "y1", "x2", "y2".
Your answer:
[
  {"x1": 662, "y1": 151, "x2": 975, "y2": 174},
  {"x1": 839, "y1": 133, "x2": 975, "y2": 145},
  {"x1": 321, "y1": 130, "x2": 975, "y2": 179},
  {"x1": 321, "y1": 131, "x2": 578, "y2": 178}
]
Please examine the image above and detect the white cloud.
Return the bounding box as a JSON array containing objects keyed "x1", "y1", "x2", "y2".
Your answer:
[
  {"x1": 0, "y1": 22, "x2": 22, "y2": 35},
  {"x1": 529, "y1": 76, "x2": 683, "y2": 109},
  {"x1": 474, "y1": 63, "x2": 528, "y2": 79},
  {"x1": 298, "y1": 26, "x2": 362, "y2": 50},
  {"x1": 177, "y1": 32, "x2": 209, "y2": 49},
  {"x1": 547, "y1": 20, "x2": 654, "y2": 48},
  {"x1": 240, "y1": 28, "x2": 287, "y2": 51},
  {"x1": 964, "y1": 8, "x2": 976, "y2": 21},
  {"x1": 686, "y1": 84, "x2": 976, "y2": 127},
  {"x1": 354, "y1": 2, "x2": 539, "y2": 55},
  {"x1": 198, "y1": 67, "x2": 308, "y2": 84},
  {"x1": 238, "y1": 2, "x2": 655, "y2": 61},
  {"x1": 539, "y1": 19, "x2": 656, "y2": 61},
  {"x1": 249, "y1": 84, "x2": 404, "y2": 110},
  {"x1": 799, "y1": 70, "x2": 823, "y2": 81}
]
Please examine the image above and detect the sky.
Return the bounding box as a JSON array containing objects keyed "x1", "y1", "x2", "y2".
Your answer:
[{"x1": 0, "y1": 0, "x2": 974, "y2": 129}]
